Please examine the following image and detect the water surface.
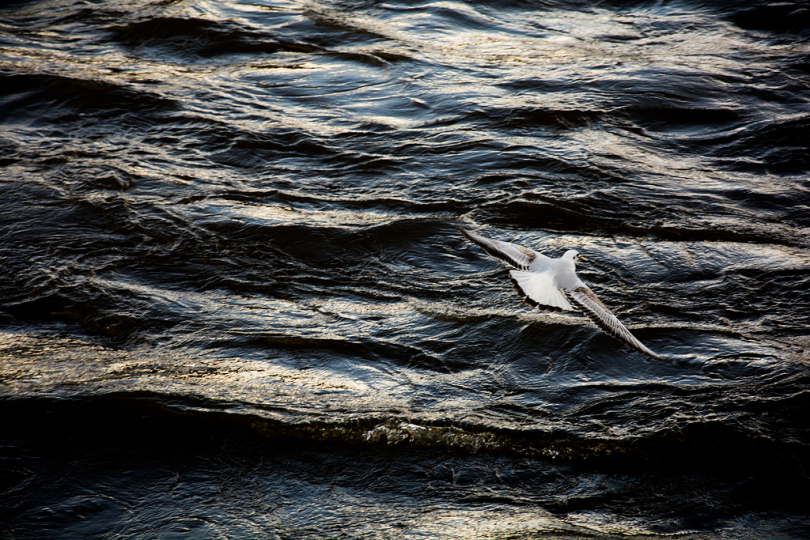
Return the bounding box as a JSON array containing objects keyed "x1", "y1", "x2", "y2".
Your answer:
[{"x1": 1, "y1": 0, "x2": 809, "y2": 537}]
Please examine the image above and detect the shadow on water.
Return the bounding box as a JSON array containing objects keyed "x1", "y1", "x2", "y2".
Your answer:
[{"x1": 1, "y1": 391, "x2": 809, "y2": 537}]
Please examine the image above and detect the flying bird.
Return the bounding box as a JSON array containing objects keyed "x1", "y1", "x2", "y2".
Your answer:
[{"x1": 457, "y1": 225, "x2": 662, "y2": 360}]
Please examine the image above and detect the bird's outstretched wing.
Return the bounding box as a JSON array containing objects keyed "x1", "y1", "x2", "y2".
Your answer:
[
  {"x1": 456, "y1": 225, "x2": 550, "y2": 271},
  {"x1": 564, "y1": 286, "x2": 662, "y2": 360}
]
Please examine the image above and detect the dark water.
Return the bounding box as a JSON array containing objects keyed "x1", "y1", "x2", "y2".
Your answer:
[{"x1": 2, "y1": 0, "x2": 810, "y2": 537}]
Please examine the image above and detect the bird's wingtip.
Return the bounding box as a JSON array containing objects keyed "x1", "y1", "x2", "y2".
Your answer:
[
  {"x1": 454, "y1": 221, "x2": 477, "y2": 241},
  {"x1": 453, "y1": 220, "x2": 470, "y2": 233}
]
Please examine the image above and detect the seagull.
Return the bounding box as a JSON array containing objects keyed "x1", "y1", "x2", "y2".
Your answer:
[{"x1": 457, "y1": 225, "x2": 662, "y2": 360}]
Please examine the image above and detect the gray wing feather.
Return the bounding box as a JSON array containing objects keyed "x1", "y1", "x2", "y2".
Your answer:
[
  {"x1": 564, "y1": 286, "x2": 662, "y2": 360},
  {"x1": 457, "y1": 225, "x2": 549, "y2": 271}
]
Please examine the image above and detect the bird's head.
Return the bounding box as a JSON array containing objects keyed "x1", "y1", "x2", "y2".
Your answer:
[{"x1": 563, "y1": 249, "x2": 587, "y2": 265}]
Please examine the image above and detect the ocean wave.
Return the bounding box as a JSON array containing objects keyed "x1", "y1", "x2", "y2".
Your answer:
[{"x1": 3, "y1": 390, "x2": 809, "y2": 478}]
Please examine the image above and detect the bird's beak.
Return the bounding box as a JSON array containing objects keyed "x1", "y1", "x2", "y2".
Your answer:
[{"x1": 578, "y1": 254, "x2": 588, "y2": 262}]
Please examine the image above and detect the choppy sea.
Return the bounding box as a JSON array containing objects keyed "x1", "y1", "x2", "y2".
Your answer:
[{"x1": 1, "y1": 0, "x2": 809, "y2": 537}]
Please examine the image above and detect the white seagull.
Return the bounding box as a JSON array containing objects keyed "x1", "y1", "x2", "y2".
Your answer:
[{"x1": 457, "y1": 225, "x2": 662, "y2": 360}]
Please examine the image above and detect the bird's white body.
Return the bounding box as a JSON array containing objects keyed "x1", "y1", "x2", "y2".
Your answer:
[{"x1": 457, "y1": 225, "x2": 662, "y2": 360}]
